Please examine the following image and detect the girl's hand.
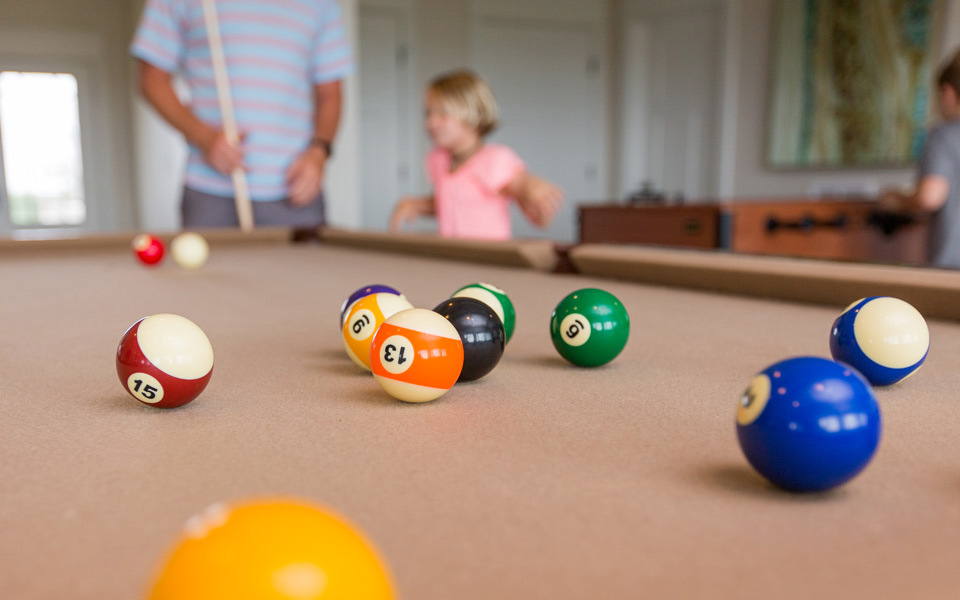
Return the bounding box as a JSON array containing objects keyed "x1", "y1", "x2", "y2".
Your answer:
[
  {"x1": 515, "y1": 174, "x2": 564, "y2": 227},
  {"x1": 390, "y1": 196, "x2": 435, "y2": 232}
]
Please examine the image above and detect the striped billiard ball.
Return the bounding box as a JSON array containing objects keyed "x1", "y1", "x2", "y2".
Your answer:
[
  {"x1": 829, "y1": 296, "x2": 929, "y2": 386},
  {"x1": 370, "y1": 308, "x2": 464, "y2": 403},
  {"x1": 116, "y1": 314, "x2": 214, "y2": 408},
  {"x1": 342, "y1": 293, "x2": 414, "y2": 371},
  {"x1": 339, "y1": 284, "x2": 404, "y2": 327},
  {"x1": 452, "y1": 283, "x2": 516, "y2": 343}
]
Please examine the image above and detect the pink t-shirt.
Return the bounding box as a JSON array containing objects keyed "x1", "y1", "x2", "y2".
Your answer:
[{"x1": 427, "y1": 144, "x2": 526, "y2": 240}]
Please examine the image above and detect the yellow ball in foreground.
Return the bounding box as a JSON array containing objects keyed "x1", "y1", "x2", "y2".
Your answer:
[
  {"x1": 148, "y1": 499, "x2": 396, "y2": 600},
  {"x1": 170, "y1": 232, "x2": 210, "y2": 270}
]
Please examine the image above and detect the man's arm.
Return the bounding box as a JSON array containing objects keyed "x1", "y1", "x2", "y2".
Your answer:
[
  {"x1": 881, "y1": 175, "x2": 949, "y2": 213},
  {"x1": 137, "y1": 59, "x2": 242, "y2": 174},
  {"x1": 287, "y1": 80, "x2": 343, "y2": 206}
]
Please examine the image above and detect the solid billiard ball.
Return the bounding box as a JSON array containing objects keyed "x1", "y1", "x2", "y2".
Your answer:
[
  {"x1": 149, "y1": 499, "x2": 395, "y2": 600},
  {"x1": 170, "y1": 232, "x2": 209, "y2": 270},
  {"x1": 342, "y1": 293, "x2": 414, "y2": 371},
  {"x1": 433, "y1": 297, "x2": 505, "y2": 382},
  {"x1": 369, "y1": 308, "x2": 464, "y2": 403},
  {"x1": 550, "y1": 288, "x2": 629, "y2": 367},
  {"x1": 116, "y1": 314, "x2": 214, "y2": 408},
  {"x1": 829, "y1": 296, "x2": 929, "y2": 386},
  {"x1": 736, "y1": 356, "x2": 882, "y2": 493},
  {"x1": 132, "y1": 234, "x2": 165, "y2": 266},
  {"x1": 452, "y1": 283, "x2": 516, "y2": 343},
  {"x1": 340, "y1": 284, "x2": 403, "y2": 327}
]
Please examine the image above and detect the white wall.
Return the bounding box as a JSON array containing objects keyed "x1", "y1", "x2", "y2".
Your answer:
[{"x1": 0, "y1": 0, "x2": 138, "y2": 231}]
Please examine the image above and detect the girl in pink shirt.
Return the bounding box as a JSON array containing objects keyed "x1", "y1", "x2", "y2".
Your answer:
[{"x1": 389, "y1": 71, "x2": 563, "y2": 240}]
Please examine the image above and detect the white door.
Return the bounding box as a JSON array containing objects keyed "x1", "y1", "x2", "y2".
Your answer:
[
  {"x1": 621, "y1": 6, "x2": 721, "y2": 203},
  {"x1": 359, "y1": 4, "x2": 416, "y2": 231},
  {"x1": 472, "y1": 16, "x2": 606, "y2": 242}
]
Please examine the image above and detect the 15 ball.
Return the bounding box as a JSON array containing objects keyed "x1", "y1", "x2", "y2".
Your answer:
[{"x1": 116, "y1": 314, "x2": 214, "y2": 408}]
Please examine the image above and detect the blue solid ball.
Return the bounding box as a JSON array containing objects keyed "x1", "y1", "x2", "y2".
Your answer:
[
  {"x1": 829, "y1": 296, "x2": 929, "y2": 386},
  {"x1": 736, "y1": 356, "x2": 882, "y2": 493}
]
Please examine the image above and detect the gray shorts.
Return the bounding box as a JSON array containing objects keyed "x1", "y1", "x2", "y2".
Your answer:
[{"x1": 181, "y1": 187, "x2": 325, "y2": 229}]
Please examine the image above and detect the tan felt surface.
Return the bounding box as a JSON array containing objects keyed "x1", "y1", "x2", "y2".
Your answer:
[{"x1": 2, "y1": 235, "x2": 960, "y2": 599}]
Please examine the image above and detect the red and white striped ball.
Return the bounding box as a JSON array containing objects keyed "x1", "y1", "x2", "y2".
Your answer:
[
  {"x1": 370, "y1": 308, "x2": 464, "y2": 403},
  {"x1": 116, "y1": 314, "x2": 214, "y2": 408}
]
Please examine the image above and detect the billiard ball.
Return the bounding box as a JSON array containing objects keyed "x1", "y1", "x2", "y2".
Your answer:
[
  {"x1": 433, "y1": 297, "x2": 505, "y2": 382},
  {"x1": 342, "y1": 293, "x2": 414, "y2": 371},
  {"x1": 452, "y1": 283, "x2": 516, "y2": 343},
  {"x1": 132, "y1": 234, "x2": 164, "y2": 266},
  {"x1": 370, "y1": 308, "x2": 464, "y2": 403},
  {"x1": 550, "y1": 288, "x2": 629, "y2": 367},
  {"x1": 340, "y1": 284, "x2": 403, "y2": 327},
  {"x1": 829, "y1": 296, "x2": 929, "y2": 386},
  {"x1": 736, "y1": 356, "x2": 881, "y2": 493},
  {"x1": 149, "y1": 498, "x2": 395, "y2": 600},
  {"x1": 116, "y1": 314, "x2": 214, "y2": 408},
  {"x1": 170, "y1": 232, "x2": 209, "y2": 270}
]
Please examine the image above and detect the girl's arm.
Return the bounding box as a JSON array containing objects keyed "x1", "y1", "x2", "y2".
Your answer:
[
  {"x1": 504, "y1": 172, "x2": 564, "y2": 228},
  {"x1": 389, "y1": 195, "x2": 436, "y2": 232}
]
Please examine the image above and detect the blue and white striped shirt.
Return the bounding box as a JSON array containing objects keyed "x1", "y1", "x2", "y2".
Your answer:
[{"x1": 131, "y1": 0, "x2": 353, "y2": 200}]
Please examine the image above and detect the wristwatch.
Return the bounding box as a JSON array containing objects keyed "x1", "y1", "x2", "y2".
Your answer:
[{"x1": 309, "y1": 137, "x2": 333, "y2": 158}]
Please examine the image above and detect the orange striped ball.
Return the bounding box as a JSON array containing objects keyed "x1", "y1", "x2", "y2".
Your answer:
[{"x1": 370, "y1": 308, "x2": 464, "y2": 403}]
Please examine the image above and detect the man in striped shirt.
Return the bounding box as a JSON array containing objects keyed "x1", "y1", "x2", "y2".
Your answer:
[{"x1": 132, "y1": 0, "x2": 353, "y2": 228}]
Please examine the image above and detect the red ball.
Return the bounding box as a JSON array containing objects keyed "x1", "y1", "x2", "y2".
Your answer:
[
  {"x1": 132, "y1": 234, "x2": 165, "y2": 266},
  {"x1": 116, "y1": 314, "x2": 214, "y2": 408}
]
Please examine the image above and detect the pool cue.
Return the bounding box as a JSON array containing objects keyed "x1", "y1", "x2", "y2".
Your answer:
[{"x1": 201, "y1": 0, "x2": 254, "y2": 232}]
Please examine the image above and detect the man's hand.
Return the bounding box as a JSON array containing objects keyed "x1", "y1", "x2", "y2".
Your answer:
[
  {"x1": 286, "y1": 146, "x2": 328, "y2": 207},
  {"x1": 199, "y1": 129, "x2": 244, "y2": 175}
]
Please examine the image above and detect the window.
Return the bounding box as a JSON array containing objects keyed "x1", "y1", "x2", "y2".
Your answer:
[{"x1": 0, "y1": 71, "x2": 86, "y2": 227}]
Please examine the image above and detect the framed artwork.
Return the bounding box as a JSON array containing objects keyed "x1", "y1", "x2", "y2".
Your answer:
[{"x1": 767, "y1": 0, "x2": 942, "y2": 169}]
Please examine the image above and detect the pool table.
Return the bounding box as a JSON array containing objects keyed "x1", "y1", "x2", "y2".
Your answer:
[{"x1": 1, "y1": 229, "x2": 959, "y2": 599}]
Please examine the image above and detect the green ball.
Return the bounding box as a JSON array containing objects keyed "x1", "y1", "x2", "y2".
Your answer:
[
  {"x1": 452, "y1": 282, "x2": 516, "y2": 343},
  {"x1": 550, "y1": 288, "x2": 629, "y2": 367}
]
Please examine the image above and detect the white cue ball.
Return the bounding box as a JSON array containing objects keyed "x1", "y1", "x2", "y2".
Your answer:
[{"x1": 171, "y1": 232, "x2": 210, "y2": 270}]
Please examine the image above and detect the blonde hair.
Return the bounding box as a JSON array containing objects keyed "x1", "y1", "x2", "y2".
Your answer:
[{"x1": 428, "y1": 70, "x2": 500, "y2": 137}]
